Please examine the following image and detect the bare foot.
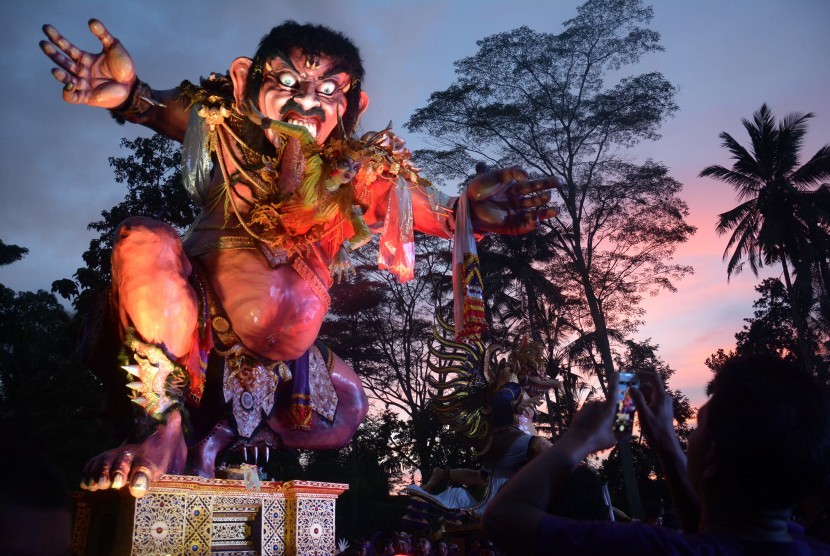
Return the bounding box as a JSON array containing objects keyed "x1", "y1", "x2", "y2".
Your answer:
[{"x1": 80, "y1": 410, "x2": 187, "y2": 498}]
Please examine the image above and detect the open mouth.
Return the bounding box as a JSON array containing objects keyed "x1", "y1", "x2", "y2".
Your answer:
[
  {"x1": 526, "y1": 375, "x2": 559, "y2": 396},
  {"x1": 282, "y1": 113, "x2": 320, "y2": 139}
]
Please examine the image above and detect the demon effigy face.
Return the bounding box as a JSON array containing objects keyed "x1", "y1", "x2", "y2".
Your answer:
[
  {"x1": 257, "y1": 49, "x2": 352, "y2": 146},
  {"x1": 508, "y1": 339, "x2": 559, "y2": 397},
  {"x1": 229, "y1": 22, "x2": 369, "y2": 149}
]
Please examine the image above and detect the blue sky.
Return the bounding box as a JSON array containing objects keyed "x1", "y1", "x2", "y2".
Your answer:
[{"x1": 1, "y1": 0, "x2": 828, "y2": 409}]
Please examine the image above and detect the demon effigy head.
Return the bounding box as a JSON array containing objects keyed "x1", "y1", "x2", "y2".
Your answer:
[
  {"x1": 232, "y1": 21, "x2": 367, "y2": 145},
  {"x1": 505, "y1": 337, "x2": 559, "y2": 397}
]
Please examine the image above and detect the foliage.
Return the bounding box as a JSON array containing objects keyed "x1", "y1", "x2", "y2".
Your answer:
[
  {"x1": 406, "y1": 0, "x2": 694, "y2": 395},
  {"x1": 734, "y1": 278, "x2": 803, "y2": 363},
  {"x1": 705, "y1": 278, "x2": 829, "y2": 387},
  {"x1": 53, "y1": 135, "x2": 197, "y2": 314},
  {"x1": 0, "y1": 248, "x2": 114, "y2": 487},
  {"x1": 0, "y1": 239, "x2": 28, "y2": 266},
  {"x1": 700, "y1": 103, "x2": 830, "y2": 373}
]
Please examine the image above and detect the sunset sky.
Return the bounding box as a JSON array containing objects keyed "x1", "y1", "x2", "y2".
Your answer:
[{"x1": 0, "y1": 0, "x2": 827, "y2": 412}]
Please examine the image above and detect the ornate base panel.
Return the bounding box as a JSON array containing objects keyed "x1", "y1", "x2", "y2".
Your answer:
[
  {"x1": 293, "y1": 498, "x2": 336, "y2": 556},
  {"x1": 72, "y1": 475, "x2": 347, "y2": 555}
]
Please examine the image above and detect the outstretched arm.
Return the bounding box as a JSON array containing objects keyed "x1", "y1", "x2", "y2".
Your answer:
[
  {"x1": 483, "y1": 379, "x2": 619, "y2": 553},
  {"x1": 362, "y1": 166, "x2": 561, "y2": 241},
  {"x1": 40, "y1": 19, "x2": 189, "y2": 141}
]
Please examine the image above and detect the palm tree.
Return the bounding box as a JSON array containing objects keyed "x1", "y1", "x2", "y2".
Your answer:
[
  {"x1": 700, "y1": 104, "x2": 830, "y2": 372},
  {"x1": 478, "y1": 231, "x2": 562, "y2": 341}
]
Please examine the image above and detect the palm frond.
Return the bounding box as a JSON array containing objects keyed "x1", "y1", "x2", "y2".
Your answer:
[{"x1": 790, "y1": 145, "x2": 830, "y2": 187}]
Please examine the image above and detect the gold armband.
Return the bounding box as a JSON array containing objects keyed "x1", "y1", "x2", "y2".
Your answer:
[{"x1": 121, "y1": 329, "x2": 189, "y2": 421}]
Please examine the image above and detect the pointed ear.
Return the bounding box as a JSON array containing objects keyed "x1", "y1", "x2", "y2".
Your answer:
[
  {"x1": 230, "y1": 57, "x2": 253, "y2": 108},
  {"x1": 357, "y1": 91, "x2": 369, "y2": 119}
]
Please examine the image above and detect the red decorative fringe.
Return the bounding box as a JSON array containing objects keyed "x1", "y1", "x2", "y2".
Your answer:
[
  {"x1": 457, "y1": 252, "x2": 487, "y2": 340},
  {"x1": 290, "y1": 396, "x2": 312, "y2": 431},
  {"x1": 184, "y1": 322, "x2": 213, "y2": 407}
]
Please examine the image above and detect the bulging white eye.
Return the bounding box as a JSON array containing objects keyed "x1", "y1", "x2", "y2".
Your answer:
[
  {"x1": 318, "y1": 80, "x2": 339, "y2": 96},
  {"x1": 278, "y1": 72, "x2": 298, "y2": 88}
]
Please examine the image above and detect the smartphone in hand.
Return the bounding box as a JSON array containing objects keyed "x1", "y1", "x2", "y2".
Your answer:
[{"x1": 613, "y1": 372, "x2": 640, "y2": 436}]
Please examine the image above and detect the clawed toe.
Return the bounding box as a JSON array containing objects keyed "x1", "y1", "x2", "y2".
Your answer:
[{"x1": 129, "y1": 472, "x2": 149, "y2": 498}]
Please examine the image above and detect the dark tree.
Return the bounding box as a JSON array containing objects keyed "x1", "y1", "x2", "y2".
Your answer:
[
  {"x1": 0, "y1": 239, "x2": 28, "y2": 266},
  {"x1": 735, "y1": 278, "x2": 803, "y2": 363},
  {"x1": 0, "y1": 246, "x2": 113, "y2": 487},
  {"x1": 705, "y1": 278, "x2": 828, "y2": 386},
  {"x1": 406, "y1": 0, "x2": 695, "y2": 518},
  {"x1": 406, "y1": 0, "x2": 694, "y2": 394}
]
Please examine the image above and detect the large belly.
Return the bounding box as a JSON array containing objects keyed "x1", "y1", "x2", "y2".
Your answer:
[{"x1": 200, "y1": 248, "x2": 327, "y2": 361}]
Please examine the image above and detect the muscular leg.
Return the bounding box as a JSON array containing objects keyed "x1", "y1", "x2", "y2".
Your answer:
[
  {"x1": 267, "y1": 351, "x2": 368, "y2": 450},
  {"x1": 422, "y1": 468, "x2": 485, "y2": 493},
  {"x1": 111, "y1": 216, "x2": 198, "y2": 359},
  {"x1": 82, "y1": 217, "x2": 197, "y2": 497}
]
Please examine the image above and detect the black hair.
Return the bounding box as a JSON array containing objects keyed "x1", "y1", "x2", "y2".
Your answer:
[
  {"x1": 706, "y1": 354, "x2": 830, "y2": 510},
  {"x1": 247, "y1": 21, "x2": 365, "y2": 137}
]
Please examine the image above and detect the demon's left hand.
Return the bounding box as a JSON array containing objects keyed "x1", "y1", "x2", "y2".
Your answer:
[{"x1": 467, "y1": 166, "x2": 560, "y2": 235}]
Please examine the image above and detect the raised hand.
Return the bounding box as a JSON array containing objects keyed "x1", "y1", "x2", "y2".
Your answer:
[
  {"x1": 630, "y1": 372, "x2": 700, "y2": 532},
  {"x1": 467, "y1": 166, "x2": 560, "y2": 235},
  {"x1": 40, "y1": 19, "x2": 135, "y2": 108},
  {"x1": 568, "y1": 399, "x2": 618, "y2": 454},
  {"x1": 329, "y1": 246, "x2": 356, "y2": 284},
  {"x1": 630, "y1": 371, "x2": 679, "y2": 451}
]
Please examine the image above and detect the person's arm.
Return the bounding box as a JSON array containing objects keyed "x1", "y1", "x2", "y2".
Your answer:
[
  {"x1": 483, "y1": 391, "x2": 618, "y2": 553},
  {"x1": 41, "y1": 19, "x2": 190, "y2": 141},
  {"x1": 630, "y1": 373, "x2": 701, "y2": 532}
]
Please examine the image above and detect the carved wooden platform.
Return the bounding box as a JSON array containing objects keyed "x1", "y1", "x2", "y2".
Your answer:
[{"x1": 72, "y1": 475, "x2": 348, "y2": 555}]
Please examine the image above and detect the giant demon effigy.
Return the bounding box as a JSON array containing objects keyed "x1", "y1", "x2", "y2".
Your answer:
[{"x1": 40, "y1": 19, "x2": 560, "y2": 499}]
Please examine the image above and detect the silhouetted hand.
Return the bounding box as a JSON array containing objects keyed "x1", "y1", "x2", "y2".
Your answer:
[
  {"x1": 631, "y1": 371, "x2": 678, "y2": 450},
  {"x1": 467, "y1": 166, "x2": 560, "y2": 235},
  {"x1": 567, "y1": 373, "x2": 620, "y2": 453}
]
